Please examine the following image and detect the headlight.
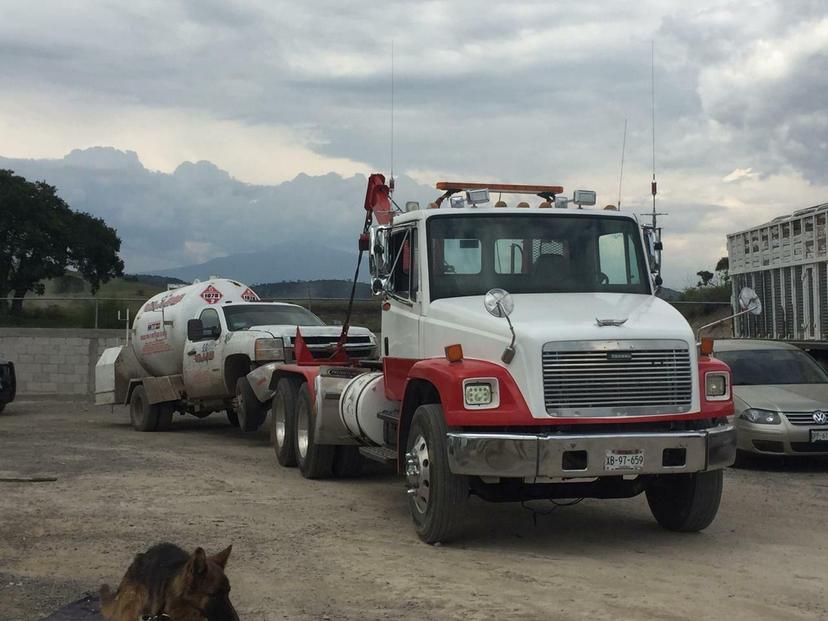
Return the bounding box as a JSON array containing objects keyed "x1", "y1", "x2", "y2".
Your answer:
[
  {"x1": 739, "y1": 408, "x2": 781, "y2": 425},
  {"x1": 462, "y1": 378, "x2": 499, "y2": 409},
  {"x1": 705, "y1": 372, "x2": 730, "y2": 400},
  {"x1": 254, "y1": 337, "x2": 284, "y2": 361}
]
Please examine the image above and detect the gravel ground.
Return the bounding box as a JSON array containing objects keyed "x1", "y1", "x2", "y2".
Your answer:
[{"x1": 1, "y1": 400, "x2": 827, "y2": 621}]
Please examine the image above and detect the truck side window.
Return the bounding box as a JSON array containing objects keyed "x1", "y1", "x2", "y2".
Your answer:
[
  {"x1": 598, "y1": 232, "x2": 641, "y2": 285},
  {"x1": 389, "y1": 228, "x2": 418, "y2": 301},
  {"x1": 199, "y1": 308, "x2": 221, "y2": 339}
]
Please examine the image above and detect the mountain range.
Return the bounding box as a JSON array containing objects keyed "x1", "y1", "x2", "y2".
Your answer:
[{"x1": 0, "y1": 147, "x2": 434, "y2": 283}]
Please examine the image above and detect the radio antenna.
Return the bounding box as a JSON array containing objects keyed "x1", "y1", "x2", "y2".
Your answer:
[
  {"x1": 617, "y1": 118, "x2": 627, "y2": 210},
  {"x1": 640, "y1": 40, "x2": 667, "y2": 280},
  {"x1": 389, "y1": 40, "x2": 395, "y2": 194}
]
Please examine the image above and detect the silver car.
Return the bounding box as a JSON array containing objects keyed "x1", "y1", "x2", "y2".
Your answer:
[{"x1": 713, "y1": 339, "x2": 828, "y2": 456}]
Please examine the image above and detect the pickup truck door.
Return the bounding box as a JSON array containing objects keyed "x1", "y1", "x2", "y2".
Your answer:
[{"x1": 183, "y1": 307, "x2": 226, "y2": 398}]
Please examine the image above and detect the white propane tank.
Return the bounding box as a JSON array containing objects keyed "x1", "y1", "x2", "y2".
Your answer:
[
  {"x1": 339, "y1": 372, "x2": 396, "y2": 446},
  {"x1": 131, "y1": 278, "x2": 260, "y2": 377}
]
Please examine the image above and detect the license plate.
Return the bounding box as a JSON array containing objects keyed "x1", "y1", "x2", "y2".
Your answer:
[
  {"x1": 604, "y1": 449, "x2": 645, "y2": 471},
  {"x1": 811, "y1": 430, "x2": 828, "y2": 443}
]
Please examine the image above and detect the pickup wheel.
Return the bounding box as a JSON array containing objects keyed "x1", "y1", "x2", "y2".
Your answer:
[
  {"x1": 226, "y1": 410, "x2": 239, "y2": 427},
  {"x1": 405, "y1": 404, "x2": 468, "y2": 544},
  {"x1": 294, "y1": 381, "x2": 334, "y2": 479},
  {"x1": 235, "y1": 376, "x2": 267, "y2": 432},
  {"x1": 332, "y1": 446, "x2": 364, "y2": 478},
  {"x1": 0, "y1": 402, "x2": 5, "y2": 414},
  {"x1": 129, "y1": 385, "x2": 159, "y2": 432},
  {"x1": 646, "y1": 470, "x2": 723, "y2": 532},
  {"x1": 271, "y1": 377, "x2": 299, "y2": 467}
]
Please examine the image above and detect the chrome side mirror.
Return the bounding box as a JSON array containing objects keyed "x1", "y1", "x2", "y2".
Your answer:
[
  {"x1": 369, "y1": 226, "x2": 390, "y2": 278},
  {"x1": 484, "y1": 288, "x2": 516, "y2": 363},
  {"x1": 484, "y1": 288, "x2": 514, "y2": 318}
]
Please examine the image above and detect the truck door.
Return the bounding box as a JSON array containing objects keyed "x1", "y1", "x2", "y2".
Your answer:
[
  {"x1": 183, "y1": 307, "x2": 226, "y2": 398},
  {"x1": 382, "y1": 226, "x2": 421, "y2": 358}
]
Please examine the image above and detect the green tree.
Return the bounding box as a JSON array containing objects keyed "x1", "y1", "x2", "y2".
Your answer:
[
  {"x1": 0, "y1": 170, "x2": 124, "y2": 313},
  {"x1": 715, "y1": 256, "x2": 730, "y2": 285},
  {"x1": 696, "y1": 270, "x2": 715, "y2": 287}
]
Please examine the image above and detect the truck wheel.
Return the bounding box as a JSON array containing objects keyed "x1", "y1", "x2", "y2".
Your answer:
[
  {"x1": 332, "y1": 446, "x2": 364, "y2": 478},
  {"x1": 235, "y1": 377, "x2": 267, "y2": 432},
  {"x1": 294, "y1": 381, "x2": 334, "y2": 479},
  {"x1": 226, "y1": 410, "x2": 240, "y2": 427},
  {"x1": 271, "y1": 377, "x2": 299, "y2": 467},
  {"x1": 156, "y1": 403, "x2": 175, "y2": 431},
  {"x1": 129, "y1": 385, "x2": 159, "y2": 432},
  {"x1": 646, "y1": 470, "x2": 723, "y2": 532},
  {"x1": 405, "y1": 404, "x2": 468, "y2": 544}
]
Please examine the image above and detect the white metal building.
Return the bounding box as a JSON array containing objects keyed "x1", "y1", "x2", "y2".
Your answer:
[{"x1": 727, "y1": 203, "x2": 828, "y2": 343}]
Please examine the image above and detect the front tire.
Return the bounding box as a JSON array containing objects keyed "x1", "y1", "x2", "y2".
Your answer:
[
  {"x1": 294, "y1": 382, "x2": 334, "y2": 479},
  {"x1": 405, "y1": 404, "x2": 468, "y2": 544},
  {"x1": 235, "y1": 376, "x2": 267, "y2": 432},
  {"x1": 271, "y1": 377, "x2": 299, "y2": 467},
  {"x1": 646, "y1": 470, "x2": 724, "y2": 532},
  {"x1": 129, "y1": 385, "x2": 159, "y2": 432}
]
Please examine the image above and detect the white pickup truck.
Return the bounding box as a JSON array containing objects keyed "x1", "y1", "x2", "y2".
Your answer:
[{"x1": 95, "y1": 278, "x2": 376, "y2": 432}]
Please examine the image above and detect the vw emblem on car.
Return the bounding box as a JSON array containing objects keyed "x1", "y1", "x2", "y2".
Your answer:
[{"x1": 813, "y1": 410, "x2": 827, "y2": 425}]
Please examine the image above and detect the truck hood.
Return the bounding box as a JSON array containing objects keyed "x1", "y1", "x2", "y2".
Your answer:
[
  {"x1": 243, "y1": 324, "x2": 375, "y2": 341},
  {"x1": 427, "y1": 292, "x2": 693, "y2": 345},
  {"x1": 735, "y1": 384, "x2": 828, "y2": 412}
]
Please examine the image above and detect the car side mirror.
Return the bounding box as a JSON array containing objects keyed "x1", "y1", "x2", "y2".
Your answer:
[{"x1": 187, "y1": 318, "x2": 204, "y2": 342}]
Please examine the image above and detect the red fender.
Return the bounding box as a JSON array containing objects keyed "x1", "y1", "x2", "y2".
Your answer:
[
  {"x1": 269, "y1": 364, "x2": 322, "y2": 403},
  {"x1": 399, "y1": 356, "x2": 734, "y2": 428}
]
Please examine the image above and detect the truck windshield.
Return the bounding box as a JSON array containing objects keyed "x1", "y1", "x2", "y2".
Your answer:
[
  {"x1": 223, "y1": 304, "x2": 325, "y2": 331},
  {"x1": 715, "y1": 349, "x2": 828, "y2": 385},
  {"x1": 426, "y1": 214, "x2": 650, "y2": 300}
]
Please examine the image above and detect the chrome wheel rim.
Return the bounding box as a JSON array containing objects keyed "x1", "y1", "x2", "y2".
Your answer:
[
  {"x1": 296, "y1": 402, "x2": 309, "y2": 459},
  {"x1": 273, "y1": 398, "x2": 286, "y2": 447},
  {"x1": 405, "y1": 434, "x2": 431, "y2": 514}
]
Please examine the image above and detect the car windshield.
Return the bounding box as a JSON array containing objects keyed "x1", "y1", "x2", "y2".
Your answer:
[
  {"x1": 223, "y1": 304, "x2": 324, "y2": 331},
  {"x1": 426, "y1": 214, "x2": 650, "y2": 300},
  {"x1": 715, "y1": 349, "x2": 828, "y2": 385}
]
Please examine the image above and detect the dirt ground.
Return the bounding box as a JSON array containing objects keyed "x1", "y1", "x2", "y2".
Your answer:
[{"x1": 1, "y1": 401, "x2": 827, "y2": 621}]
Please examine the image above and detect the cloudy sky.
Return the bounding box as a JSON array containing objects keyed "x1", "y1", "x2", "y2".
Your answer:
[{"x1": 1, "y1": 0, "x2": 827, "y2": 287}]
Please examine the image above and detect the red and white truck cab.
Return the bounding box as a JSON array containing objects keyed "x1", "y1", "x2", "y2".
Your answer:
[{"x1": 267, "y1": 177, "x2": 736, "y2": 544}]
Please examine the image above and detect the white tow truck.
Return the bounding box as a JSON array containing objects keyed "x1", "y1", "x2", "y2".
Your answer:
[
  {"x1": 264, "y1": 175, "x2": 736, "y2": 544},
  {"x1": 94, "y1": 278, "x2": 376, "y2": 432}
]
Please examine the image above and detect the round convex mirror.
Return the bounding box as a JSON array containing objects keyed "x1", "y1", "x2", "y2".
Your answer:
[
  {"x1": 484, "y1": 288, "x2": 515, "y2": 318},
  {"x1": 738, "y1": 287, "x2": 762, "y2": 315}
]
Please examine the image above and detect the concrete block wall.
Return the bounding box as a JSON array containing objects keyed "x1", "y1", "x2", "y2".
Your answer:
[{"x1": 0, "y1": 328, "x2": 124, "y2": 398}]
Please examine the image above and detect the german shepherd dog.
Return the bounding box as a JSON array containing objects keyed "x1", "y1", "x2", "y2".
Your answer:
[{"x1": 99, "y1": 542, "x2": 239, "y2": 621}]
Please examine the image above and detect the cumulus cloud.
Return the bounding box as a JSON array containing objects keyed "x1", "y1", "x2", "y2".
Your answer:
[{"x1": 1, "y1": 0, "x2": 827, "y2": 287}]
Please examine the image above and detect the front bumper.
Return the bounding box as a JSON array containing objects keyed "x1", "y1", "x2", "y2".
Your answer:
[{"x1": 446, "y1": 424, "x2": 736, "y2": 479}]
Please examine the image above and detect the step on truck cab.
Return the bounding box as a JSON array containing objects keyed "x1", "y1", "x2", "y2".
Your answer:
[{"x1": 269, "y1": 175, "x2": 736, "y2": 543}]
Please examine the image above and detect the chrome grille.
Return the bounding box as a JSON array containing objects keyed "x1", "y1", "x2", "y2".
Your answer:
[
  {"x1": 784, "y1": 412, "x2": 828, "y2": 426},
  {"x1": 542, "y1": 340, "x2": 693, "y2": 416}
]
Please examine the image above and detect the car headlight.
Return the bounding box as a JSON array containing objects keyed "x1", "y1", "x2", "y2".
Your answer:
[
  {"x1": 739, "y1": 408, "x2": 781, "y2": 425},
  {"x1": 463, "y1": 378, "x2": 500, "y2": 409},
  {"x1": 254, "y1": 337, "x2": 285, "y2": 361},
  {"x1": 705, "y1": 371, "x2": 730, "y2": 401}
]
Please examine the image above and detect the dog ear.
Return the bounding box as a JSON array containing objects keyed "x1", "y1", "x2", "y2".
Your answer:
[
  {"x1": 190, "y1": 547, "x2": 208, "y2": 575},
  {"x1": 211, "y1": 544, "x2": 232, "y2": 569}
]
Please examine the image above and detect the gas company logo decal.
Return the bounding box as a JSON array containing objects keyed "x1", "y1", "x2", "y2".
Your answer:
[
  {"x1": 193, "y1": 341, "x2": 216, "y2": 363},
  {"x1": 241, "y1": 287, "x2": 259, "y2": 301},
  {"x1": 201, "y1": 285, "x2": 223, "y2": 305},
  {"x1": 143, "y1": 293, "x2": 185, "y2": 313}
]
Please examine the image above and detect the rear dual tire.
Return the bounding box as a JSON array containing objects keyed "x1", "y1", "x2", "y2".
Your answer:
[
  {"x1": 129, "y1": 385, "x2": 175, "y2": 431},
  {"x1": 294, "y1": 382, "x2": 335, "y2": 479},
  {"x1": 271, "y1": 377, "x2": 300, "y2": 467}
]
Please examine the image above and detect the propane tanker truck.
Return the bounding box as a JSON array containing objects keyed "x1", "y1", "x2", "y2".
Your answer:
[
  {"x1": 263, "y1": 175, "x2": 736, "y2": 544},
  {"x1": 94, "y1": 279, "x2": 377, "y2": 432}
]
